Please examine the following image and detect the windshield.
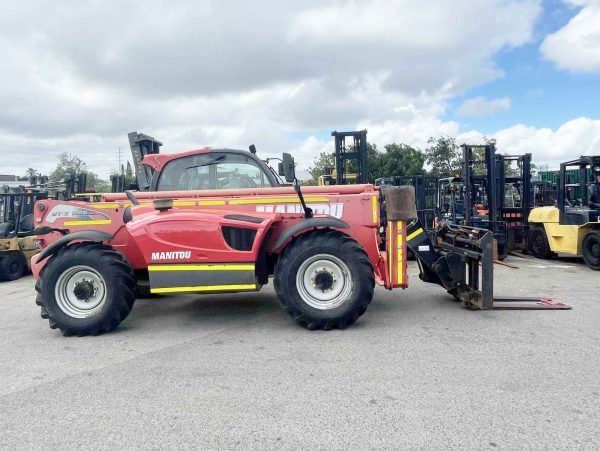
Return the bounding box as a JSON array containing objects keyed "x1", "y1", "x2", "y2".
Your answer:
[{"x1": 157, "y1": 152, "x2": 275, "y2": 191}]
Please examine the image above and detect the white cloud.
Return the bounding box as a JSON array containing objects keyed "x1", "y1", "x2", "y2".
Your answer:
[
  {"x1": 540, "y1": 1, "x2": 600, "y2": 72},
  {"x1": 456, "y1": 96, "x2": 511, "y2": 117},
  {"x1": 0, "y1": 0, "x2": 541, "y2": 178},
  {"x1": 358, "y1": 103, "x2": 460, "y2": 149},
  {"x1": 456, "y1": 117, "x2": 600, "y2": 169}
]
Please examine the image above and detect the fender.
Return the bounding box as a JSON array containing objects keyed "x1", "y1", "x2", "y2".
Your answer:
[
  {"x1": 270, "y1": 217, "x2": 350, "y2": 252},
  {"x1": 37, "y1": 230, "x2": 114, "y2": 262}
]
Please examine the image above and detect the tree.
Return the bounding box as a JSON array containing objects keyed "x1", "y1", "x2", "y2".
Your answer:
[
  {"x1": 49, "y1": 152, "x2": 109, "y2": 192},
  {"x1": 25, "y1": 168, "x2": 40, "y2": 179},
  {"x1": 306, "y1": 142, "x2": 426, "y2": 184},
  {"x1": 376, "y1": 143, "x2": 426, "y2": 181},
  {"x1": 125, "y1": 161, "x2": 135, "y2": 186},
  {"x1": 424, "y1": 136, "x2": 461, "y2": 177},
  {"x1": 306, "y1": 151, "x2": 336, "y2": 185}
]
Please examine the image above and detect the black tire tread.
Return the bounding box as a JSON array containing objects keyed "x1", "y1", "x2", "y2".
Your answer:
[
  {"x1": 0, "y1": 251, "x2": 27, "y2": 281},
  {"x1": 582, "y1": 230, "x2": 600, "y2": 271},
  {"x1": 529, "y1": 226, "x2": 554, "y2": 260},
  {"x1": 35, "y1": 243, "x2": 136, "y2": 336},
  {"x1": 274, "y1": 230, "x2": 374, "y2": 330}
]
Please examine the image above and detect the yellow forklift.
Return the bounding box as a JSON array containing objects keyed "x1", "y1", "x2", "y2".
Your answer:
[
  {"x1": 528, "y1": 156, "x2": 600, "y2": 270},
  {"x1": 0, "y1": 191, "x2": 41, "y2": 281},
  {"x1": 318, "y1": 130, "x2": 368, "y2": 186}
]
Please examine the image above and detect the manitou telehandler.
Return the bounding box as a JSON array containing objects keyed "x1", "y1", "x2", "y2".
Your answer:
[
  {"x1": 29, "y1": 138, "x2": 568, "y2": 336},
  {"x1": 528, "y1": 156, "x2": 600, "y2": 270}
]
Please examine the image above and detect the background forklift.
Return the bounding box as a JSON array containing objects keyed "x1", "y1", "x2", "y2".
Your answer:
[
  {"x1": 495, "y1": 153, "x2": 532, "y2": 253},
  {"x1": 0, "y1": 190, "x2": 43, "y2": 280},
  {"x1": 528, "y1": 155, "x2": 600, "y2": 269},
  {"x1": 437, "y1": 176, "x2": 464, "y2": 223},
  {"x1": 531, "y1": 179, "x2": 557, "y2": 207},
  {"x1": 461, "y1": 144, "x2": 508, "y2": 259},
  {"x1": 318, "y1": 130, "x2": 369, "y2": 186}
]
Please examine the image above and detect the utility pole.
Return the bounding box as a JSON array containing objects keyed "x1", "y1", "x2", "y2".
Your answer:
[{"x1": 116, "y1": 147, "x2": 124, "y2": 175}]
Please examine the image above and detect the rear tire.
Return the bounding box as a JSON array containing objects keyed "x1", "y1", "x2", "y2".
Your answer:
[
  {"x1": 274, "y1": 230, "x2": 374, "y2": 330},
  {"x1": 36, "y1": 243, "x2": 136, "y2": 336},
  {"x1": 0, "y1": 251, "x2": 27, "y2": 281},
  {"x1": 582, "y1": 230, "x2": 600, "y2": 270},
  {"x1": 529, "y1": 227, "x2": 553, "y2": 260}
]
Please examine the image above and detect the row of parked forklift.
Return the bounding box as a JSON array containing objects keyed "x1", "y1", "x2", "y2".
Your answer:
[
  {"x1": 0, "y1": 173, "x2": 88, "y2": 280},
  {"x1": 376, "y1": 145, "x2": 600, "y2": 270}
]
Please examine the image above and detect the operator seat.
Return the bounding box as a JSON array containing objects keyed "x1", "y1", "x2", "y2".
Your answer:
[
  {"x1": 0, "y1": 221, "x2": 15, "y2": 238},
  {"x1": 17, "y1": 214, "x2": 34, "y2": 237}
]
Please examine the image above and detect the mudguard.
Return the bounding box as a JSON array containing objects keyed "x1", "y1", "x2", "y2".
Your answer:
[
  {"x1": 37, "y1": 230, "x2": 113, "y2": 261},
  {"x1": 270, "y1": 217, "x2": 350, "y2": 252}
]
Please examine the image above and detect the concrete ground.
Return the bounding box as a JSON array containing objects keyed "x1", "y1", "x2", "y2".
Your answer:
[{"x1": 0, "y1": 256, "x2": 598, "y2": 449}]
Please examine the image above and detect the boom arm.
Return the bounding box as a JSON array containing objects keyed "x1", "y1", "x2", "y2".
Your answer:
[{"x1": 128, "y1": 131, "x2": 163, "y2": 191}]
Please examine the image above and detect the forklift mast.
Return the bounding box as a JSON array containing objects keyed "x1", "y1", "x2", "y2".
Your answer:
[
  {"x1": 495, "y1": 153, "x2": 532, "y2": 214},
  {"x1": 128, "y1": 131, "x2": 163, "y2": 191},
  {"x1": 437, "y1": 176, "x2": 464, "y2": 223},
  {"x1": 558, "y1": 155, "x2": 600, "y2": 224},
  {"x1": 495, "y1": 153, "x2": 532, "y2": 253},
  {"x1": 461, "y1": 144, "x2": 508, "y2": 258},
  {"x1": 331, "y1": 130, "x2": 369, "y2": 185},
  {"x1": 462, "y1": 144, "x2": 499, "y2": 224}
]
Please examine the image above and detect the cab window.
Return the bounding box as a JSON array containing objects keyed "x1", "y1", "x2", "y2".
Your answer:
[
  {"x1": 216, "y1": 160, "x2": 268, "y2": 189},
  {"x1": 156, "y1": 152, "x2": 272, "y2": 191}
]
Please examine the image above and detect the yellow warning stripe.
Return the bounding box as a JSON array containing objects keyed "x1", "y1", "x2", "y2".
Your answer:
[
  {"x1": 198, "y1": 200, "x2": 226, "y2": 206},
  {"x1": 228, "y1": 196, "x2": 329, "y2": 205},
  {"x1": 371, "y1": 195, "x2": 378, "y2": 223},
  {"x1": 386, "y1": 221, "x2": 394, "y2": 286},
  {"x1": 151, "y1": 284, "x2": 257, "y2": 294},
  {"x1": 63, "y1": 219, "x2": 112, "y2": 226},
  {"x1": 90, "y1": 203, "x2": 121, "y2": 209},
  {"x1": 407, "y1": 227, "x2": 424, "y2": 242},
  {"x1": 148, "y1": 264, "x2": 255, "y2": 272},
  {"x1": 172, "y1": 200, "x2": 196, "y2": 206},
  {"x1": 397, "y1": 220, "x2": 404, "y2": 284}
]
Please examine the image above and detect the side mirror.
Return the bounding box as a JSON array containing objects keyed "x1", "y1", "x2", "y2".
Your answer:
[{"x1": 281, "y1": 153, "x2": 296, "y2": 183}]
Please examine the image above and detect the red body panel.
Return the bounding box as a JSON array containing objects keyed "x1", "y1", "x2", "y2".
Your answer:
[
  {"x1": 127, "y1": 209, "x2": 279, "y2": 266},
  {"x1": 32, "y1": 184, "x2": 409, "y2": 291}
]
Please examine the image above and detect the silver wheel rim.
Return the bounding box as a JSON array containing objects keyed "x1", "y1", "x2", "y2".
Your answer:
[
  {"x1": 296, "y1": 254, "x2": 353, "y2": 310},
  {"x1": 54, "y1": 265, "x2": 107, "y2": 318}
]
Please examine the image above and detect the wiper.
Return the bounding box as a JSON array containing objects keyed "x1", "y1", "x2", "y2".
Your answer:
[{"x1": 184, "y1": 155, "x2": 226, "y2": 170}]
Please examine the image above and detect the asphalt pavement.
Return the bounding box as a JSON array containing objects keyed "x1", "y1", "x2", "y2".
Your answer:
[{"x1": 1, "y1": 257, "x2": 598, "y2": 449}]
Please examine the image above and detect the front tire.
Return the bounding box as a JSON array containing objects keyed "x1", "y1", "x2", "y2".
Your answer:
[
  {"x1": 274, "y1": 230, "x2": 374, "y2": 330},
  {"x1": 582, "y1": 230, "x2": 600, "y2": 270},
  {"x1": 529, "y1": 227, "x2": 554, "y2": 259},
  {"x1": 0, "y1": 251, "x2": 27, "y2": 281},
  {"x1": 36, "y1": 243, "x2": 136, "y2": 336}
]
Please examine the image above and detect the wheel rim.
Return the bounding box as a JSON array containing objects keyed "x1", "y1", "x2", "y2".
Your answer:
[
  {"x1": 296, "y1": 254, "x2": 353, "y2": 310},
  {"x1": 10, "y1": 261, "x2": 19, "y2": 274},
  {"x1": 54, "y1": 265, "x2": 107, "y2": 318}
]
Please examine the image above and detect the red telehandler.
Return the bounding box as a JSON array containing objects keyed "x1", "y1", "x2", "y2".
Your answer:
[{"x1": 30, "y1": 135, "x2": 568, "y2": 336}]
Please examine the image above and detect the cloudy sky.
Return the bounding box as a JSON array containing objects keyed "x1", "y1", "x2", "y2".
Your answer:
[{"x1": 1, "y1": 0, "x2": 599, "y2": 179}]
